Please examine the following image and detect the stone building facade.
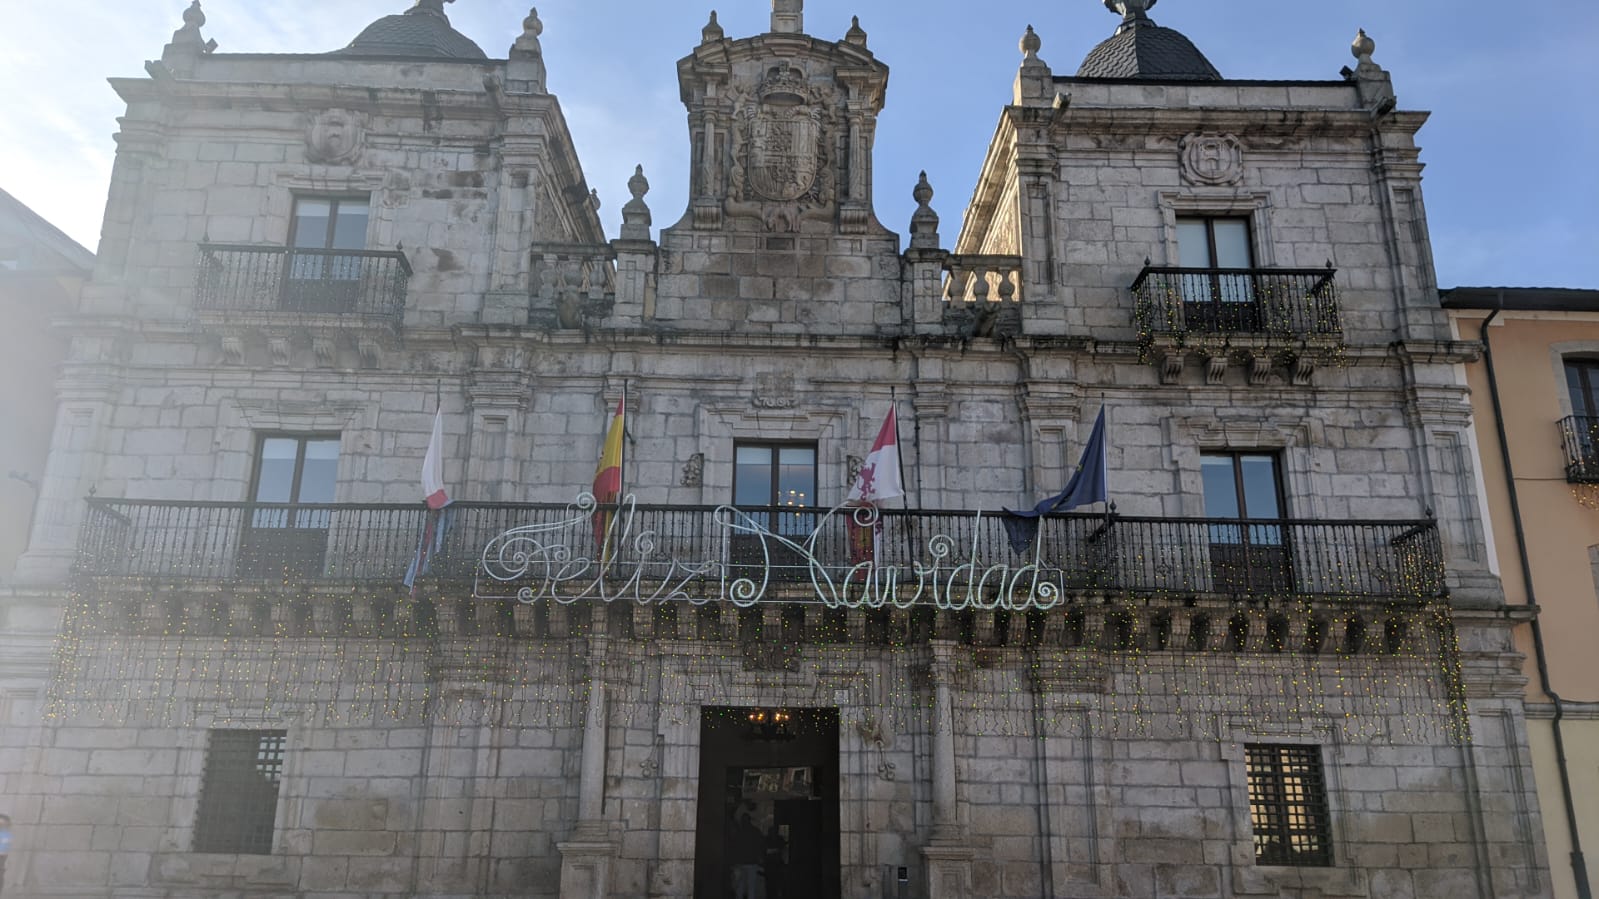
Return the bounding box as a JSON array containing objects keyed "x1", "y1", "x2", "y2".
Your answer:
[{"x1": 0, "y1": 1, "x2": 1555, "y2": 897}]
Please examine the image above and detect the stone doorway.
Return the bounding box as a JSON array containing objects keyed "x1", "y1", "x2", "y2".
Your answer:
[{"x1": 693, "y1": 707, "x2": 840, "y2": 899}]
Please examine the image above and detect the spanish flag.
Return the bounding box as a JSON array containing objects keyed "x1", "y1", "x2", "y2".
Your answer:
[{"x1": 592, "y1": 395, "x2": 626, "y2": 552}]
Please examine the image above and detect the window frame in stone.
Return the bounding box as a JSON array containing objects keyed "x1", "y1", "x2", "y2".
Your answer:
[
  {"x1": 1245, "y1": 742, "x2": 1333, "y2": 867},
  {"x1": 193, "y1": 728, "x2": 288, "y2": 855},
  {"x1": 1200, "y1": 451, "x2": 1292, "y2": 594},
  {"x1": 1175, "y1": 215, "x2": 1259, "y2": 330},
  {"x1": 241, "y1": 433, "x2": 341, "y2": 578},
  {"x1": 289, "y1": 195, "x2": 372, "y2": 252},
  {"x1": 731, "y1": 441, "x2": 819, "y2": 579}
]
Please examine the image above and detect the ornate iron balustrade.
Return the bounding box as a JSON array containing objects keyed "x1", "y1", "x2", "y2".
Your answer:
[
  {"x1": 1132, "y1": 264, "x2": 1340, "y2": 339},
  {"x1": 195, "y1": 243, "x2": 412, "y2": 318},
  {"x1": 1559, "y1": 414, "x2": 1599, "y2": 483},
  {"x1": 77, "y1": 497, "x2": 1444, "y2": 606}
]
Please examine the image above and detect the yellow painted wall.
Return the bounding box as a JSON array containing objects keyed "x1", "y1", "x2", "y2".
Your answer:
[{"x1": 1454, "y1": 309, "x2": 1599, "y2": 899}]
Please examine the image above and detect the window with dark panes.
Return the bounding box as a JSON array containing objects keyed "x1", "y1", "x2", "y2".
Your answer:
[
  {"x1": 285, "y1": 196, "x2": 369, "y2": 311},
  {"x1": 731, "y1": 443, "x2": 818, "y2": 580},
  {"x1": 194, "y1": 729, "x2": 287, "y2": 855},
  {"x1": 1176, "y1": 215, "x2": 1258, "y2": 330},
  {"x1": 240, "y1": 435, "x2": 340, "y2": 578},
  {"x1": 1200, "y1": 452, "x2": 1292, "y2": 593},
  {"x1": 1562, "y1": 359, "x2": 1599, "y2": 479},
  {"x1": 1246, "y1": 743, "x2": 1332, "y2": 866}
]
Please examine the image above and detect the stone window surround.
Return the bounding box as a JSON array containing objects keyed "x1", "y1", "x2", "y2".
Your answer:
[
  {"x1": 697, "y1": 402, "x2": 852, "y2": 505},
  {"x1": 1157, "y1": 190, "x2": 1276, "y2": 268},
  {"x1": 269, "y1": 170, "x2": 387, "y2": 249},
  {"x1": 1164, "y1": 415, "x2": 1321, "y2": 520},
  {"x1": 1222, "y1": 715, "x2": 1361, "y2": 894},
  {"x1": 216, "y1": 399, "x2": 371, "y2": 503},
  {"x1": 167, "y1": 709, "x2": 299, "y2": 866}
]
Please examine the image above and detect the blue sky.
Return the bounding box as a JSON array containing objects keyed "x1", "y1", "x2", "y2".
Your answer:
[{"x1": 4, "y1": 0, "x2": 1595, "y2": 288}]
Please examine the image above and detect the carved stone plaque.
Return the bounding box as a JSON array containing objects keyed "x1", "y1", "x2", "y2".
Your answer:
[
  {"x1": 1179, "y1": 133, "x2": 1244, "y2": 186},
  {"x1": 305, "y1": 108, "x2": 365, "y2": 166}
]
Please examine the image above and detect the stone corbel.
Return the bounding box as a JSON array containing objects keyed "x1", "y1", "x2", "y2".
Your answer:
[
  {"x1": 1291, "y1": 355, "x2": 1316, "y2": 387},
  {"x1": 311, "y1": 336, "x2": 337, "y2": 369},
  {"x1": 1205, "y1": 353, "x2": 1228, "y2": 385},
  {"x1": 1158, "y1": 348, "x2": 1184, "y2": 385},
  {"x1": 267, "y1": 336, "x2": 292, "y2": 367},
  {"x1": 1246, "y1": 352, "x2": 1272, "y2": 386},
  {"x1": 220, "y1": 335, "x2": 246, "y2": 366},
  {"x1": 357, "y1": 336, "x2": 383, "y2": 369}
]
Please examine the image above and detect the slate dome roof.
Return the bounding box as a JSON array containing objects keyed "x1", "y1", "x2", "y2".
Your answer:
[
  {"x1": 1076, "y1": 1, "x2": 1221, "y2": 81},
  {"x1": 332, "y1": 0, "x2": 487, "y2": 61}
]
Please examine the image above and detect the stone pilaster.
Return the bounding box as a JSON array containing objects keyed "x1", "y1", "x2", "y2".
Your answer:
[
  {"x1": 923, "y1": 640, "x2": 973, "y2": 897},
  {"x1": 561, "y1": 634, "x2": 617, "y2": 896}
]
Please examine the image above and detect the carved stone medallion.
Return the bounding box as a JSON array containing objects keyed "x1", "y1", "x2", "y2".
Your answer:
[
  {"x1": 752, "y1": 371, "x2": 797, "y2": 408},
  {"x1": 305, "y1": 108, "x2": 365, "y2": 166},
  {"x1": 1179, "y1": 133, "x2": 1244, "y2": 186}
]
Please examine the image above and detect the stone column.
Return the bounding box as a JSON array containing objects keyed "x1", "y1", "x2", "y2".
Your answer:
[
  {"x1": 559, "y1": 633, "x2": 618, "y2": 898},
  {"x1": 923, "y1": 640, "x2": 973, "y2": 898}
]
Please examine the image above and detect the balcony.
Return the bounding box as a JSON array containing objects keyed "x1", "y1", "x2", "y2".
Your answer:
[
  {"x1": 77, "y1": 498, "x2": 1444, "y2": 608},
  {"x1": 1559, "y1": 415, "x2": 1599, "y2": 483},
  {"x1": 1132, "y1": 265, "x2": 1340, "y2": 342},
  {"x1": 195, "y1": 243, "x2": 412, "y2": 320},
  {"x1": 943, "y1": 254, "x2": 1023, "y2": 338}
]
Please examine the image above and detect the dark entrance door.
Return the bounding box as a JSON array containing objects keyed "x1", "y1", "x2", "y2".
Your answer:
[{"x1": 694, "y1": 707, "x2": 840, "y2": 899}]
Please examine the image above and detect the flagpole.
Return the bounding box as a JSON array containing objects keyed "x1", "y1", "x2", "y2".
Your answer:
[{"x1": 891, "y1": 386, "x2": 908, "y2": 510}]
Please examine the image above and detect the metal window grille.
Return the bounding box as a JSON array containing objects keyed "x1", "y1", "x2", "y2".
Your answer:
[
  {"x1": 194, "y1": 729, "x2": 286, "y2": 855},
  {"x1": 1245, "y1": 743, "x2": 1332, "y2": 866}
]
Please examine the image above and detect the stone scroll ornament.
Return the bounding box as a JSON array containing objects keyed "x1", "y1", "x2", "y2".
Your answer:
[
  {"x1": 305, "y1": 108, "x2": 366, "y2": 166},
  {"x1": 1178, "y1": 132, "x2": 1244, "y2": 186},
  {"x1": 725, "y1": 62, "x2": 836, "y2": 231}
]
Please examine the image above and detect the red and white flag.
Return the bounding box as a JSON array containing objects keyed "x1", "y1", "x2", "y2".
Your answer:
[
  {"x1": 848, "y1": 408, "x2": 904, "y2": 504},
  {"x1": 421, "y1": 408, "x2": 450, "y2": 510}
]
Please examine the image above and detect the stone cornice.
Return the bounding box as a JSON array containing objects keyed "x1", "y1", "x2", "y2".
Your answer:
[{"x1": 1037, "y1": 105, "x2": 1428, "y2": 141}]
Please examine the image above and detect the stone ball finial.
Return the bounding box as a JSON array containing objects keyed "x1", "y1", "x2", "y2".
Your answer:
[
  {"x1": 523, "y1": 7, "x2": 543, "y2": 38},
  {"x1": 182, "y1": 0, "x2": 205, "y2": 29},
  {"x1": 1020, "y1": 24, "x2": 1041, "y2": 58},
  {"x1": 1351, "y1": 28, "x2": 1376, "y2": 63},
  {"x1": 913, "y1": 171, "x2": 934, "y2": 207},
  {"x1": 628, "y1": 165, "x2": 650, "y2": 201},
  {"x1": 702, "y1": 10, "x2": 724, "y2": 43},
  {"x1": 845, "y1": 15, "x2": 868, "y2": 47},
  {"x1": 589, "y1": 188, "x2": 601, "y2": 211}
]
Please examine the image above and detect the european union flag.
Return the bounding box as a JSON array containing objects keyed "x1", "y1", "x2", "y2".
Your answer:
[{"x1": 1003, "y1": 407, "x2": 1109, "y2": 553}]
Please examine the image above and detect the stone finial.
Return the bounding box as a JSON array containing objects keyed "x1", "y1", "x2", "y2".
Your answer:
[
  {"x1": 621, "y1": 165, "x2": 653, "y2": 240},
  {"x1": 509, "y1": 7, "x2": 547, "y2": 91},
  {"x1": 909, "y1": 171, "x2": 941, "y2": 250},
  {"x1": 845, "y1": 16, "x2": 868, "y2": 47},
  {"x1": 771, "y1": 0, "x2": 803, "y2": 34},
  {"x1": 1351, "y1": 28, "x2": 1376, "y2": 65},
  {"x1": 588, "y1": 188, "x2": 601, "y2": 212},
  {"x1": 1105, "y1": 0, "x2": 1155, "y2": 21},
  {"x1": 702, "y1": 10, "x2": 724, "y2": 43},
  {"x1": 1020, "y1": 24, "x2": 1042, "y2": 60},
  {"x1": 163, "y1": 0, "x2": 216, "y2": 67},
  {"x1": 411, "y1": 0, "x2": 455, "y2": 16}
]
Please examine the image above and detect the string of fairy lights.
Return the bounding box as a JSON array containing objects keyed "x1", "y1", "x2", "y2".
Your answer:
[{"x1": 45, "y1": 573, "x2": 1469, "y2": 746}]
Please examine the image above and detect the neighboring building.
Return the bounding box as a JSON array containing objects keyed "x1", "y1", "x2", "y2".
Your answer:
[
  {"x1": 0, "y1": 1, "x2": 1556, "y2": 897},
  {"x1": 1444, "y1": 287, "x2": 1599, "y2": 899},
  {"x1": 0, "y1": 188, "x2": 93, "y2": 580}
]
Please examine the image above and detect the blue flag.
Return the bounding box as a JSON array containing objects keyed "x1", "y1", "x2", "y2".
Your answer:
[{"x1": 1003, "y1": 407, "x2": 1109, "y2": 553}]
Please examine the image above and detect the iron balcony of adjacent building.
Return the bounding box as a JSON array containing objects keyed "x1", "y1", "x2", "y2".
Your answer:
[
  {"x1": 75, "y1": 498, "x2": 1446, "y2": 606},
  {"x1": 194, "y1": 243, "x2": 412, "y2": 320},
  {"x1": 1558, "y1": 414, "x2": 1599, "y2": 483}
]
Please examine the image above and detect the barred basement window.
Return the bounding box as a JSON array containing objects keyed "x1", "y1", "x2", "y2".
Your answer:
[
  {"x1": 1245, "y1": 743, "x2": 1331, "y2": 866},
  {"x1": 194, "y1": 729, "x2": 287, "y2": 854}
]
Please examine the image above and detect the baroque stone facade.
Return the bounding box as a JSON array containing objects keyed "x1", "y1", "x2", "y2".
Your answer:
[{"x1": 0, "y1": 1, "x2": 1554, "y2": 898}]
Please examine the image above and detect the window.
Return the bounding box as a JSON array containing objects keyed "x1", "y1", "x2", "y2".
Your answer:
[
  {"x1": 1201, "y1": 453, "x2": 1291, "y2": 593},
  {"x1": 1246, "y1": 743, "x2": 1332, "y2": 866},
  {"x1": 194, "y1": 729, "x2": 287, "y2": 855},
  {"x1": 731, "y1": 442, "x2": 818, "y2": 580},
  {"x1": 240, "y1": 435, "x2": 339, "y2": 578},
  {"x1": 1562, "y1": 359, "x2": 1599, "y2": 481},
  {"x1": 733, "y1": 442, "x2": 817, "y2": 536},
  {"x1": 1176, "y1": 216, "x2": 1258, "y2": 330},
  {"x1": 285, "y1": 196, "x2": 370, "y2": 311}
]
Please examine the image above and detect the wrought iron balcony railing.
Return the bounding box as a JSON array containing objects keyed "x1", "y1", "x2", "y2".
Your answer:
[
  {"x1": 77, "y1": 498, "x2": 1444, "y2": 606},
  {"x1": 1559, "y1": 414, "x2": 1599, "y2": 483},
  {"x1": 1132, "y1": 265, "x2": 1340, "y2": 340},
  {"x1": 195, "y1": 243, "x2": 412, "y2": 318}
]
